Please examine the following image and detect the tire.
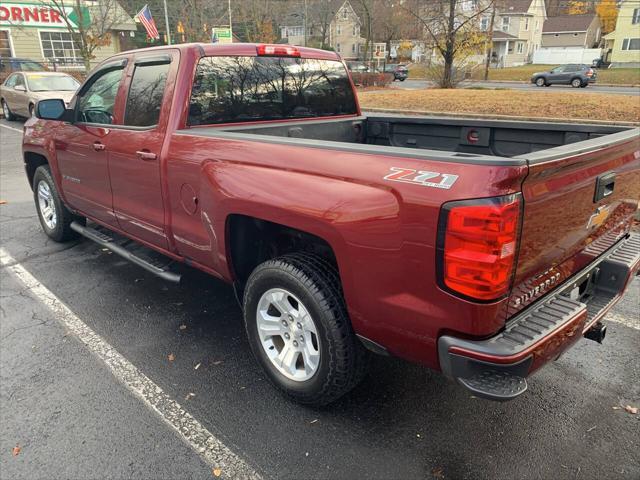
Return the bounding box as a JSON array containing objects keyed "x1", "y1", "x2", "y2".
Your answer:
[
  {"x1": 33, "y1": 165, "x2": 81, "y2": 242},
  {"x1": 535, "y1": 77, "x2": 546, "y2": 87},
  {"x1": 2, "y1": 99, "x2": 16, "y2": 121},
  {"x1": 243, "y1": 253, "x2": 368, "y2": 406},
  {"x1": 399, "y1": 77, "x2": 406, "y2": 82},
  {"x1": 571, "y1": 78, "x2": 582, "y2": 88}
]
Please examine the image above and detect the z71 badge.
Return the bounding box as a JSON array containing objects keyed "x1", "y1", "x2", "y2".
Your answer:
[{"x1": 384, "y1": 167, "x2": 458, "y2": 189}]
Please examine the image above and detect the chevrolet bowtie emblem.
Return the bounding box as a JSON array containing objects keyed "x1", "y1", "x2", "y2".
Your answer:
[{"x1": 587, "y1": 205, "x2": 610, "y2": 230}]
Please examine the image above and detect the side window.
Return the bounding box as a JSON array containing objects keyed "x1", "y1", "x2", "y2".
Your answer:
[
  {"x1": 14, "y1": 74, "x2": 25, "y2": 87},
  {"x1": 123, "y1": 61, "x2": 170, "y2": 127},
  {"x1": 76, "y1": 67, "x2": 124, "y2": 125},
  {"x1": 4, "y1": 73, "x2": 17, "y2": 87}
]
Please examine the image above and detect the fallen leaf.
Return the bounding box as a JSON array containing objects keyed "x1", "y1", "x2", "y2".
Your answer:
[
  {"x1": 309, "y1": 419, "x2": 318, "y2": 424},
  {"x1": 586, "y1": 426, "x2": 596, "y2": 433},
  {"x1": 624, "y1": 405, "x2": 638, "y2": 414},
  {"x1": 194, "y1": 363, "x2": 201, "y2": 370},
  {"x1": 168, "y1": 353, "x2": 175, "y2": 362},
  {"x1": 0, "y1": 200, "x2": 7, "y2": 205},
  {"x1": 305, "y1": 452, "x2": 309, "y2": 457},
  {"x1": 134, "y1": 278, "x2": 143, "y2": 283},
  {"x1": 213, "y1": 360, "x2": 223, "y2": 366},
  {"x1": 12, "y1": 445, "x2": 20, "y2": 457},
  {"x1": 416, "y1": 433, "x2": 422, "y2": 438},
  {"x1": 212, "y1": 468, "x2": 222, "y2": 477},
  {"x1": 185, "y1": 392, "x2": 196, "y2": 400},
  {"x1": 432, "y1": 466, "x2": 444, "y2": 478},
  {"x1": 612, "y1": 406, "x2": 622, "y2": 410},
  {"x1": 179, "y1": 325, "x2": 187, "y2": 330}
]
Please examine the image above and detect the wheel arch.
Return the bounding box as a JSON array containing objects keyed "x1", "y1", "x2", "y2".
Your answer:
[{"x1": 24, "y1": 151, "x2": 49, "y2": 190}]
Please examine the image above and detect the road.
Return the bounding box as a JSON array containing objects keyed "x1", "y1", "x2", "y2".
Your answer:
[
  {"x1": 1, "y1": 117, "x2": 639, "y2": 480},
  {"x1": 395, "y1": 79, "x2": 640, "y2": 95}
]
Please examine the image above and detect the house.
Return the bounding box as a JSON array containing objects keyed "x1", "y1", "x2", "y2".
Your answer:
[
  {"x1": 541, "y1": 14, "x2": 601, "y2": 48},
  {"x1": 0, "y1": 0, "x2": 136, "y2": 71},
  {"x1": 605, "y1": 0, "x2": 640, "y2": 67},
  {"x1": 279, "y1": 0, "x2": 365, "y2": 60},
  {"x1": 489, "y1": 0, "x2": 547, "y2": 67}
]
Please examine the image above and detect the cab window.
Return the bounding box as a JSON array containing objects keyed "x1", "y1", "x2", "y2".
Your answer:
[
  {"x1": 76, "y1": 67, "x2": 124, "y2": 125},
  {"x1": 123, "y1": 61, "x2": 170, "y2": 127}
]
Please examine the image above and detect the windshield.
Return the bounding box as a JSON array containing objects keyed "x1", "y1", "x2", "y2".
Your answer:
[
  {"x1": 19, "y1": 61, "x2": 45, "y2": 71},
  {"x1": 27, "y1": 75, "x2": 79, "y2": 92},
  {"x1": 189, "y1": 56, "x2": 358, "y2": 125}
]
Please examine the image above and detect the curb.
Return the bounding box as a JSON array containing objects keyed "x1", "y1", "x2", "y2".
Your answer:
[
  {"x1": 362, "y1": 107, "x2": 640, "y2": 126},
  {"x1": 408, "y1": 78, "x2": 640, "y2": 88}
]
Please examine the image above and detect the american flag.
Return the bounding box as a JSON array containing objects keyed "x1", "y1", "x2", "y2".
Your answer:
[{"x1": 136, "y1": 5, "x2": 160, "y2": 40}]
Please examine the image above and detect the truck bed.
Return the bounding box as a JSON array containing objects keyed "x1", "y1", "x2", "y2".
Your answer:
[{"x1": 184, "y1": 115, "x2": 635, "y2": 163}]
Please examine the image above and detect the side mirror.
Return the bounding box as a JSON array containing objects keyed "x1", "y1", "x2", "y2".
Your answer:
[
  {"x1": 36, "y1": 98, "x2": 67, "y2": 120},
  {"x1": 14, "y1": 85, "x2": 26, "y2": 91}
]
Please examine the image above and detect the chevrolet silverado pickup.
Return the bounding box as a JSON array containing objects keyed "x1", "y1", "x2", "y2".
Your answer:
[{"x1": 23, "y1": 43, "x2": 640, "y2": 406}]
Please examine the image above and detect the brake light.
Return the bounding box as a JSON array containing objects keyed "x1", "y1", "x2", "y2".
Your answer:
[
  {"x1": 257, "y1": 44, "x2": 301, "y2": 57},
  {"x1": 586, "y1": 69, "x2": 594, "y2": 77},
  {"x1": 437, "y1": 194, "x2": 522, "y2": 301}
]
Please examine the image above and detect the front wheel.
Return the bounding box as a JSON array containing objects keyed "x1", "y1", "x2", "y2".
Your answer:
[
  {"x1": 535, "y1": 77, "x2": 546, "y2": 87},
  {"x1": 2, "y1": 99, "x2": 15, "y2": 121},
  {"x1": 571, "y1": 78, "x2": 583, "y2": 88},
  {"x1": 243, "y1": 253, "x2": 368, "y2": 406},
  {"x1": 33, "y1": 165, "x2": 82, "y2": 242}
]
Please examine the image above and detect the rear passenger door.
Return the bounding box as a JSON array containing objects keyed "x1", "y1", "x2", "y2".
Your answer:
[{"x1": 104, "y1": 51, "x2": 177, "y2": 250}]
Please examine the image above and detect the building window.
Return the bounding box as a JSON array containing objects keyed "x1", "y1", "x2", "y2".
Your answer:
[
  {"x1": 622, "y1": 38, "x2": 640, "y2": 50},
  {"x1": 501, "y1": 17, "x2": 510, "y2": 32},
  {"x1": 351, "y1": 43, "x2": 355, "y2": 53},
  {"x1": 0, "y1": 30, "x2": 12, "y2": 57},
  {"x1": 336, "y1": 25, "x2": 341, "y2": 35},
  {"x1": 480, "y1": 17, "x2": 489, "y2": 31},
  {"x1": 39, "y1": 31, "x2": 81, "y2": 63},
  {"x1": 352, "y1": 26, "x2": 358, "y2": 36},
  {"x1": 336, "y1": 43, "x2": 341, "y2": 52},
  {"x1": 516, "y1": 42, "x2": 524, "y2": 54},
  {"x1": 342, "y1": 8, "x2": 348, "y2": 19},
  {"x1": 524, "y1": 18, "x2": 529, "y2": 30},
  {"x1": 633, "y1": 8, "x2": 640, "y2": 24}
]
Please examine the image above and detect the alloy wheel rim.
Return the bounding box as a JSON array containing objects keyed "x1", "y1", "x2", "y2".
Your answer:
[
  {"x1": 2, "y1": 101, "x2": 8, "y2": 117},
  {"x1": 256, "y1": 288, "x2": 321, "y2": 382},
  {"x1": 37, "y1": 180, "x2": 57, "y2": 229}
]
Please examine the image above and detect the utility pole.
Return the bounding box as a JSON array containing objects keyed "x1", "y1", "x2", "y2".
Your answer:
[
  {"x1": 303, "y1": 0, "x2": 308, "y2": 46},
  {"x1": 483, "y1": 0, "x2": 496, "y2": 81},
  {"x1": 228, "y1": 0, "x2": 233, "y2": 40},
  {"x1": 162, "y1": 0, "x2": 171, "y2": 44}
]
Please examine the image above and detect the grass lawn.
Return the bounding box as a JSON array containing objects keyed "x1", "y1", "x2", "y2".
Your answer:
[
  {"x1": 409, "y1": 64, "x2": 640, "y2": 85},
  {"x1": 358, "y1": 89, "x2": 640, "y2": 123}
]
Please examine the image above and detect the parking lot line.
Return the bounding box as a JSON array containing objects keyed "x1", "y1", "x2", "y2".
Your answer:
[
  {"x1": 0, "y1": 248, "x2": 262, "y2": 480},
  {"x1": 0, "y1": 123, "x2": 23, "y2": 134}
]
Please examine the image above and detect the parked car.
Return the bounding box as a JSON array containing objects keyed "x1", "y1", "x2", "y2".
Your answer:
[
  {"x1": 383, "y1": 63, "x2": 408, "y2": 81},
  {"x1": 531, "y1": 64, "x2": 597, "y2": 88},
  {"x1": 1, "y1": 71, "x2": 79, "y2": 120},
  {"x1": 591, "y1": 57, "x2": 610, "y2": 69},
  {"x1": 0, "y1": 57, "x2": 48, "y2": 83},
  {"x1": 24, "y1": 43, "x2": 640, "y2": 406},
  {"x1": 346, "y1": 61, "x2": 369, "y2": 73}
]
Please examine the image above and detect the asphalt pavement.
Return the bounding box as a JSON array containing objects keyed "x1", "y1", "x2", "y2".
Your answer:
[
  {"x1": 1, "y1": 117, "x2": 639, "y2": 480},
  {"x1": 394, "y1": 79, "x2": 640, "y2": 95}
]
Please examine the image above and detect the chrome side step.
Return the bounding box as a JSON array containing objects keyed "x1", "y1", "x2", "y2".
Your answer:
[{"x1": 70, "y1": 221, "x2": 181, "y2": 283}]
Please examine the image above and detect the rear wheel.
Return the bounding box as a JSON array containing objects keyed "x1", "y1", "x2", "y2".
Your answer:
[
  {"x1": 33, "y1": 165, "x2": 82, "y2": 242},
  {"x1": 29, "y1": 103, "x2": 35, "y2": 117},
  {"x1": 535, "y1": 77, "x2": 546, "y2": 87},
  {"x1": 243, "y1": 253, "x2": 368, "y2": 406},
  {"x1": 571, "y1": 78, "x2": 583, "y2": 88},
  {"x1": 2, "y1": 99, "x2": 15, "y2": 121}
]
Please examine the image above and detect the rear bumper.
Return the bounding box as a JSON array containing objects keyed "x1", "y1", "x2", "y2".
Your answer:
[{"x1": 438, "y1": 232, "x2": 640, "y2": 401}]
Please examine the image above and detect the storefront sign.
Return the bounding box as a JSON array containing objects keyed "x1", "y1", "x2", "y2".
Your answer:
[
  {"x1": 0, "y1": 3, "x2": 80, "y2": 29},
  {"x1": 212, "y1": 26, "x2": 232, "y2": 44}
]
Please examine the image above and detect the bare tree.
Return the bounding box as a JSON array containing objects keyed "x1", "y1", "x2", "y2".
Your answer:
[
  {"x1": 406, "y1": 0, "x2": 492, "y2": 88},
  {"x1": 45, "y1": 0, "x2": 132, "y2": 71}
]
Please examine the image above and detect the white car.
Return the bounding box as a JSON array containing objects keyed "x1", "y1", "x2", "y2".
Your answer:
[{"x1": 1, "y1": 71, "x2": 79, "y2": 120}]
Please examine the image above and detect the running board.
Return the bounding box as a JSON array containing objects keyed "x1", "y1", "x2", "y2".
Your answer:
[{"x1": 70, "y1": 222, "x2": 181, "y2": 283}]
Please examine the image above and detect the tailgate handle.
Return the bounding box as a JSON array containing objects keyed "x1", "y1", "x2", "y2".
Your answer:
[{"x1": 594, "y1": 172, "x2": 615, "y2": 202}]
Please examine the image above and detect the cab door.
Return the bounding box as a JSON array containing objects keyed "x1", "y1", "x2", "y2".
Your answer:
[
  {"x1": 103, "y1": 52, "x2": 178, "y2": 250},
  {"x1": 54, "y1": 59, "x2": 128, "y2": 226}
]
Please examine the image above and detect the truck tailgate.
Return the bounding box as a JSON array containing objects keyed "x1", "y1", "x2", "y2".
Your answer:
[{"x1": 509, "y1": 130, "x2": 640, "y2": 316}]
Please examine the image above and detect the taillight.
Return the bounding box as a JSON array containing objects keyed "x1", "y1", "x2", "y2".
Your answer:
[
  {"x1": 437, "y1": 194, "x2": 522, "y2": 301},
  {"x1": 257, "y1": 44, "x2": 301, "y2": 57},
  {"x1": 586, "y1": 69, "x2": 594, "y2": 77}
]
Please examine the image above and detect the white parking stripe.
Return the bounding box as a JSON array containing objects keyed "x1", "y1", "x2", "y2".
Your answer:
[
  {"x1": 0, "y1": 123, "x2": 23, "y2": 134},
  {"x1": 0, "y1": 248, "x2": 262, "y2": 479}
]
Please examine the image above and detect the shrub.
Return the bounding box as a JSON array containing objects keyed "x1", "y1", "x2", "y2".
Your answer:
[{"x1": 351, "y1": 72, "x2": 394, "y2": 87}]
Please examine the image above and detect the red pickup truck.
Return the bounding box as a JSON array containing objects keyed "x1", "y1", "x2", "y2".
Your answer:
[{"x1": 23, "y1": 43, "x2": 640, "y2": 406}]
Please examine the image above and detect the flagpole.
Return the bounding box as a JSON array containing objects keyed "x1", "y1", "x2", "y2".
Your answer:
[
  {"x1": 163, "y1": 0, "x2": 171, "y2": 45},
  {"x1": 228, "y1": 0, "x2": 233, "y2": 40}
]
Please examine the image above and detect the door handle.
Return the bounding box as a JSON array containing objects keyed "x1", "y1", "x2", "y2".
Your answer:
[
  {"x1": 594, "y1": 172, "x2": 615, "y2": 202},
  {"x1": 136, "y1": 150, "x2": 157, "y2": 161},
  {"x1": 93, "y1": 142, "x2": 105, "y2": 151}
]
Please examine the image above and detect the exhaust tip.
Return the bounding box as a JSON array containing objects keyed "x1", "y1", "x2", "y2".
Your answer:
[{"x1": 584, "y1": 322, "x2": 607, "y2": 344}]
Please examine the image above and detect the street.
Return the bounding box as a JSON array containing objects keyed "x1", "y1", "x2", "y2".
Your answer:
[
  {"x1": 1, "y1": 117, "x2": 639, "y2": 480},
  {"x1": 394, "y1": 79, "x2": 640, "y2": 95}
]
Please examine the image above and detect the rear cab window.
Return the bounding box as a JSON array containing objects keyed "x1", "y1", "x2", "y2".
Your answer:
[
  {"x1": 188, "y1": 55, "x2": 358, "y2": 125},
  {"x1": 124, "y1": 58, "x2": 171, "y2": 127}
]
